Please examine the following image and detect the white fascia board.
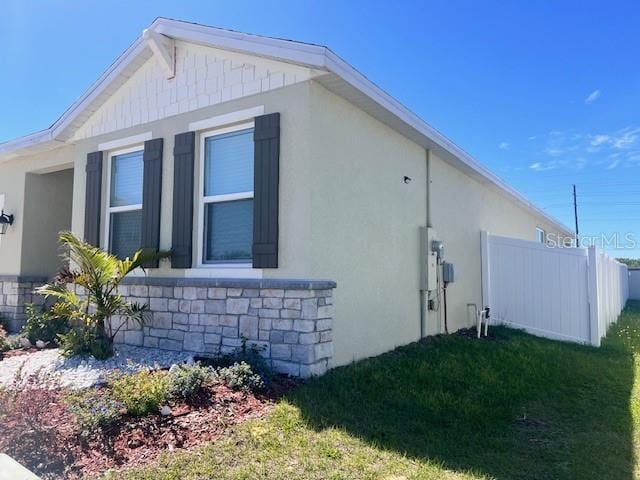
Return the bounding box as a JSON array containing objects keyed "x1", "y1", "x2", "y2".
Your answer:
[
  {"x1": 0, "y1": 129, "x2": 53, "y2": 155},
  {"x1": 151, "y1": 18, "x2": 329, "y2": 69},
  {"x1": 0, "y1": 37, "x2": 149, "y2": 159},
  {"x1": 51, "y1": 38, "x2": 150, "y2": 139}
]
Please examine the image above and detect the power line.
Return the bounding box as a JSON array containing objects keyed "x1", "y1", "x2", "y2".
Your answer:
[
  {"x1": 518, "y1": 193, "x2": 640, "y2": 202},
  {"x1": 580, "y1": 219, "x2": 640, "y2": 222},
  {"x1": 542, "y1": 202, "x2": 640, "y2": 208},
  {"x1": 519, "y1": 181, "x2": 640, "y2": 193}
]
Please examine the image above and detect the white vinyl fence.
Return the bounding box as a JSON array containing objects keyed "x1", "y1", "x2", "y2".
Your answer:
[
  {"x1": 629, "y1": 269, "x2": 640, "y2": 300},
  {"x1": 481, "y1": 232, "x2": 629, "y2": 346}
]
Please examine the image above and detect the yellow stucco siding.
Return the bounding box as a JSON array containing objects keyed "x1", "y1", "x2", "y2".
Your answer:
[{"x1": 306, "y1": 82, "x2": 428, "y2": 366}]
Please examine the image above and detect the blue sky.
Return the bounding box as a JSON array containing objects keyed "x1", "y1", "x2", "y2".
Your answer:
[{"x1": 1, "y1": 0, "x2": 639, "y2": 257}]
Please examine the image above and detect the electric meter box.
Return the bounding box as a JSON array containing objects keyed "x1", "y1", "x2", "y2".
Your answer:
[
  {"x1": 420, "y1": 227, "x2": 440, "y2": 291},
  {"x1": 427, "y1": 252, "x2": 438, "y2": 291},
  {"x1": 442, "y1": 262, "x2": 455, "y2": 284}
]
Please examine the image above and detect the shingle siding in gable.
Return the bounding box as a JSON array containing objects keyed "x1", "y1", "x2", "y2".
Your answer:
[{"x1": 71, "y1": 41, "x2": 315, "y2": 141}]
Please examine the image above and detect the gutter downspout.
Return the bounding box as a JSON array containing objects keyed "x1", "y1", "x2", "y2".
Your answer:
[
  {"x1": 426, "y1": 148, "x2": 432, "y2": 229},
  {"x1": 420, "y1": 149, "x2": 432, "y2": 338}
]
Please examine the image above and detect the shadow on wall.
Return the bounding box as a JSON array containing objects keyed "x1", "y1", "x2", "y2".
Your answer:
[{"x1": 287, "y1": 302, "x2": 639, "y2": 480}]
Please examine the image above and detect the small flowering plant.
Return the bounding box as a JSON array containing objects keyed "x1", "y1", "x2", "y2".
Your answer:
[{"x1": 66, "y1": 389, "x2": 124, "y2": 438}]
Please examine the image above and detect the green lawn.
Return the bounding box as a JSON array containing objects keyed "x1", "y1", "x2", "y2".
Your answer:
[{"x1": 109, "y1": 301, "x2": 640, "y2": 480}]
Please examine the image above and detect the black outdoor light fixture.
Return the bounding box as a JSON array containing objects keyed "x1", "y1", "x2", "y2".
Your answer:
[{"x1": 0, "y1": 210, "x2": 14, "y2": 235}]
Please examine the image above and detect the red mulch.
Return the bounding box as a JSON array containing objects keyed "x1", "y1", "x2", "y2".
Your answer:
[
  {"x1": 0, "y1": 378, "x2": 296, "y2": 479},
  {"x1": 2, "y1": 346, "x2": 42, "y2": 358}
]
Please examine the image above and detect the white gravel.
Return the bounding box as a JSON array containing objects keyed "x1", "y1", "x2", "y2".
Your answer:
[{"x1": 0, "y1": 346, "x2": 194, "y2": 390}]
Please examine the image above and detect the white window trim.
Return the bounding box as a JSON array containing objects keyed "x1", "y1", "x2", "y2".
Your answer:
[
  {"x1": 103, "y1": 144, "x2": 145, "y2": 254},
  {"x1": 536, "y1": 227, "x2": 546, "y2": 244},
  {"x1": 188, "y1": 106, "x2": 263, "y2": 132},
  {"x1": 196, "y1": 121, "x2": 256, "y2": 270},
  {"x1": 98, "y1": 132, "x2": 152, "y2": 152}
]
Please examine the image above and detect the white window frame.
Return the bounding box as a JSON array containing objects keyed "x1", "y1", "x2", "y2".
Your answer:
[
  {"x1": 536, "y1": 227, "x2": 546, "y2": 245},
  {"x1": 103, "y1": 145, "x2": 145, "y2": 254},
  {"x1": 196, "y1": 121, "x2": 255, "y2": 269}
]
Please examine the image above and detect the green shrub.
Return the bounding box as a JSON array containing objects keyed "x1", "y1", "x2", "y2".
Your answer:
[
  {"x1": 21, "y1": 304, "x2": 68, "y2": 345},
  {"x1": 213, "y1": 361, "x2": 266, "y2": 393},
  {"x1": 168, "y1": 363, "x2": 210, "y2": 399},
  {"x1": 110, "y1": 370, "x2": 170, "y2": 416},
  {"x1": 58, "y1": 328, "x2": 112, "y2": 360},
  {"x1": 67, "y1": 389, "x2": 123, "y2": 437},
  {"x1": 0, "y1": 325, "x2": 9, "y2": 355},
  {"x1": 204, "y1": 337, "x2": 272, "y2": 382}
]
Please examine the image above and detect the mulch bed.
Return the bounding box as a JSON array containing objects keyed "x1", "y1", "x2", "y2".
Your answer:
[
  {"x1": 0, "y1": 377, "x2": 297, "y2": 479},
  {"x1": 2, "y1": 346, "x2": 43, "y2": 358}
]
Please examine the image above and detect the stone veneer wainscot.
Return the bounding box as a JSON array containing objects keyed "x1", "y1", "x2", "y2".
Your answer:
[
  {"x1": 0, "y1": 276, "x2": 46, "y2": 332},
  {"x1": 72, "y1": 277, "x2": 336, "y2": 378}
]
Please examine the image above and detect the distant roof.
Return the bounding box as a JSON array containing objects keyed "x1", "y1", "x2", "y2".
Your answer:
[{"x1": 0, "y1": 17, "x2": 572, "y2": 235}]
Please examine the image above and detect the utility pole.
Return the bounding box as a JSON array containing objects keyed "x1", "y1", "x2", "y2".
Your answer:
[{"x1": 573, "y1": 184, "x2": 579, "y2": 247}]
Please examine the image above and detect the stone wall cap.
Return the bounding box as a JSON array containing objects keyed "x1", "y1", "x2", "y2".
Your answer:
[
  {"x1": 120, "y1": 276, "x2": 337, "y2": 289},
  {"x1": 0, "y1": 275, "x2": 48, "y2": 283}
]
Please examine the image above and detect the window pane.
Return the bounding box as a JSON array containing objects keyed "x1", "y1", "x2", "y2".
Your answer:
[
  {"x1": 110, "y1": 150, "x2": 143, "y2": 207},
  {"x1": 204, "y1": 199, "x2": 253, "y2": 263},
  {"x1": 110, "y1": 210, "x2": 142, "y2": 259},
  {"x1": 204, "y1": 129, "x2": 254, "y2": 196}
]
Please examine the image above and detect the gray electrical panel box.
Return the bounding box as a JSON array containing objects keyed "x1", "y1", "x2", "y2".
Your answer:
[
  {"x1": 442, "y1": 262, "x2": 455, "y2": 284},
  {"x1": 420, "y1": 226, "x2": 441, "y2": 291}
]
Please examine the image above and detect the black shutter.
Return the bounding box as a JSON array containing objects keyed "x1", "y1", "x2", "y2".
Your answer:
[
  {"x1": 141, "y1": 138, "x2": 163, "y2": 267},
  {"x1": 253, "y1": 113, "x2": 280, "y2": 268},
  {"x1": 171, "y1": 131, "x2": 196, "y2": 268},
  {"x1": 84, "y1": 151, "x2": 103, "y2": 247}
]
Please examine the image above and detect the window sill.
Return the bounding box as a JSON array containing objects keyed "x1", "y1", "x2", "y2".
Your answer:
[
  {"x1": 188, "y1": 265, "x2": 262, "y2": 278},
  {"x1": 126, "y1": 265, "x2": 262, "y2": 279}
]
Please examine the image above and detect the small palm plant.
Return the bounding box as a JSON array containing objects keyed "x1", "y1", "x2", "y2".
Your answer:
[{"x1": 37, "y1": 232, "x2": 166, "y2": 359}]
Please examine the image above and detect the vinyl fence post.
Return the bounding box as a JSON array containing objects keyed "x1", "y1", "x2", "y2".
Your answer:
[
  {"x1": 481, "y1": 230, "x2": 491, "y2": 311},
  {"x1": 587, "y1": 246, "x2": 601, "y2": 347}
]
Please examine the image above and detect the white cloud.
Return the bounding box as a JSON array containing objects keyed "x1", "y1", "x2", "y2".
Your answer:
[
  {"x1": 498, "y1": 141, "x2": 510, "y2": 150},
  {"x1": 585, "y1": 89, "x2": 601, "y2": 104},
  {"x1": 529, "y1": 161, "x2": 559, "y2": 171},
  {"x1": 607, "y1": 158, "x2": 621, "y2": 169},
  {"x1": 545, "y1": 147, "x2": 565, "y2": 157},
  {"x1": 525, "y1": 125, "x2": 640, "y2": 172},
  {"x1": 590, "y1": 134, "x2": 610, "y2": 146},
  {"x1": 611, "y1": 127, "x2": 640, "y2": 149},
  {"x1": 588, "y1": 127, "x2": 640, "y2": 150}
]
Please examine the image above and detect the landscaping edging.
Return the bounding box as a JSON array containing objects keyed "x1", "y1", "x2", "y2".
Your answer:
[
  {"x1": 0, "y1": 276, "x2": 47, "y2": 332},
  {"x1": 71, "y1": 277, "x2": 336, "y2": 378}
]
